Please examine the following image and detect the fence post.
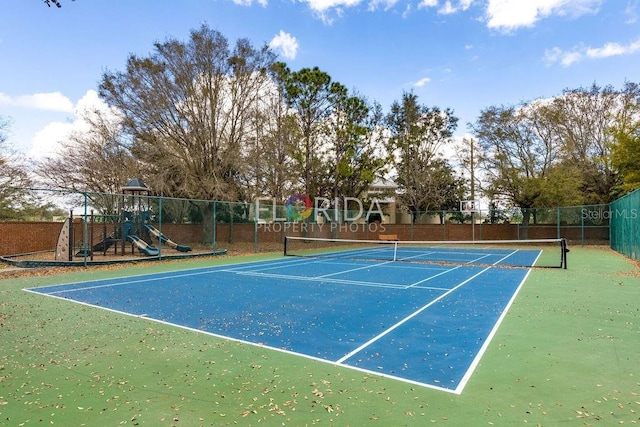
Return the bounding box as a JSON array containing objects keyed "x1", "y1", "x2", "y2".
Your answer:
[
  {"x1": 158, "y1": 196, "x2": 162, "y2": 259},
  {"x1": 68, "y1": 210, "x2": 74, "y2": 262},
  {"x1": 581, "y1": 205, "x2": 585, "y2": 246},
  {"x1": 410, "y1": 211, "x2": 414, "y2": 240},
  {"x1": 557, "y1": 206, "x2": 560, "y2": 239},
  {"x1": 82, "y1": 192, "x2": 88, "y2": 266},
  {"x1": 212, "y1": 201, "x2": 217, "y2": 251},
  {"x1": 442, "y1": 211, "x2": 446, "y2": 241},
  {"x1": 254, "y1": 211, "x2": 258, "y2": 253}
]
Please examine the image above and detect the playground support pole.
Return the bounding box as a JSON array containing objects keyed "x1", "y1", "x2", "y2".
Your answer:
[
  {"x1": 68, "y1": 210, "x2": 74, "y2": 262},
  {"x1": 83, "y1": 192, "x2": 88, "y2": 266}
]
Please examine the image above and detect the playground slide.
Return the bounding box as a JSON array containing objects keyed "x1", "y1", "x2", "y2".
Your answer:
[
  {"x1": 144, "y1": 224, "x2": 192, "y2": 252},
  {"x1": 92, "y1": 235, "x2": 116, "y2": 252},
  {"x1": 127, "y1": 235, "x2": 160, "y2": 257},
  {"x1": 75, "y1": 237, "x2": 116, "y2": 257}
]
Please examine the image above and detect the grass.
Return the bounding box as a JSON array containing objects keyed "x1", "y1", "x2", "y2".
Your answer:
[{"x1": 1, "y1": 246, "x2": 639, "y2": 426}]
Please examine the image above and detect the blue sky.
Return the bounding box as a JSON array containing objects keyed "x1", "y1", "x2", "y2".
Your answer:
[{"x1": 1, "y1": 0, "x2": 639, "y2": 159}]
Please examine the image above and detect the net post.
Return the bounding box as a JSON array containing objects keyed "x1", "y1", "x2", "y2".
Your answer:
[
  {"x1": 283, "y1": 236, "x2": 288, "y2": 257},
  {"x1": 561, "y1": 238, "x2": 569, "y2": 269},
  {"x1": 393, "y1": 241, "x2": 398, "y2": 261}
]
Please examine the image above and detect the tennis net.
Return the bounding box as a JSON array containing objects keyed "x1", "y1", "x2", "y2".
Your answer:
[{"x1": 284, "y1": 236, "x2": 569, "y2": 269}]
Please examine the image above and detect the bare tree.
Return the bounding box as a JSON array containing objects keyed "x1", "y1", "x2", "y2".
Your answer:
[
  {"x1": 35, "y1": 108, "x2": 140, "y2": 214},
  {"x1": 242, "y1": 63, "x2": 298, "y2": 203},
  {"x1": 99, "y1": 24, "x2": 276, "y2": 202},
  {"x1": 548, "y1": 84, "x2": 622, "y2": 203},
  {"x1": 0, "y1": 117, "x2": 42, "y2": 219},
  {"x1": 472, "y1": 102, "x2": 583, "y2": 225},
  {"x1": 611, "y1": 81, "x2": 640, "y2": 194}
]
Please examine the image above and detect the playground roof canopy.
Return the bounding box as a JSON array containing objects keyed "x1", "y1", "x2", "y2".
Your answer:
[{"x1": 122, "y1": 178, "x2": 149, "y2": 193}]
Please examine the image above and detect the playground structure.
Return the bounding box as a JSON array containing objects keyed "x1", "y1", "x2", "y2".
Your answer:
[{"x1": 55, "y1": 178, "x2": 193, "y2": 261}]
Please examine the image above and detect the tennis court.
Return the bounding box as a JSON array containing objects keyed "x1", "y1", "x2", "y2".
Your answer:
[{"x1": 24, "y1": 238, "x2": 565, "y2": 394}]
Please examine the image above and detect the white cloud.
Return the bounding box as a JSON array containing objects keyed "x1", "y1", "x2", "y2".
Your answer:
[
  {"x1": 0, "y1": 91, "x2": 74, "y2": 112},
  {"x1": 439, "y1": 1, "x2": 457, "y2": 14},
  {"x1": 27, "y1": 90, "x2": 118, "y2": 160},
  {"x1": 299, "y1": 0, "x2": 362, "y2": 23},
  {"x1": 485, "y1": 0, "x2": 601, "y2": 32},
  {"x1": 302, "y1": 0, "x2": 362, "y2": 13},
  {"x1": 232, "y1": 0, "x2": 268, "y2": 6},
  {"x1": 416, "y1": 0, "x2": 473, "y2": 13},
  {"x1": 417, "y1": 0, "x2": 438, "y2": 9},
  {"x1": 0, "y1": 92, "x2": 11, "y2": 105},
  {"x1": 414, "y1": 77, "x2": 432, "y2": 87},
  {"x1": 269, "y1": 31, "x2": 299, "y2": 60},
  {"x1": 303, "y1": 0, "x2": 473, "y2": 20},
  {"x1": 625, "y1": 1, "x2": 639, "y2": 24},
  {"x1": 543, "y1": 46, "x2": 582, "y2": 67},
  {"x1": 368, "y1": 0, "x2": 400, "y2": 12},
  {"x1": 544, "y1": 37, "x2": 640, "y2": 67},
  {"x1": 438, "y1": 0, "x2": 473, "y2": 14},
  {"x1": 586, "y1": 39, "x2": 640, "y2": 58},
  {"x1": 29, "y1": 121, "x2": 75, "y2": 159}
]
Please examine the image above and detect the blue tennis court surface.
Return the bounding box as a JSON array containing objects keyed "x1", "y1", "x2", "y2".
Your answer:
[{"x1": 25, "y1": 251, "x2": 536, "y2": 394}]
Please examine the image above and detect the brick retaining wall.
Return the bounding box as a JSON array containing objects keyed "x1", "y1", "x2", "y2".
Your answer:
[{"x1": 0, "y1": 221, "x2": 609, "y2": 256}]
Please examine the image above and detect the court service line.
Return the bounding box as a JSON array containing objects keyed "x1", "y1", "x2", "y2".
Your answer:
[
  {"x1": 403, "y1": 250, "x2": 502, "y2": 288},
  {"x1": 405, "y1": 265, "x2": 463, "y2": 288},
  {"x1": 335, "y1": 265, "x2": 494, "y2": 364},
  {"x1": 495, "y1": 249, "x2": 519, "y2": 263},
  {"x1": 397, "y1": 250, "x2": 492, "y2": 264},
  {"x1": 221, "y1": 256, "x2": 324, "y2": 272},
  {"x1": 316, "y1": 259, "x2": 395, "y2": 279},
  {"x1": 336, "y1": 248, "x2": 521, "y2": 364},
  {"x1": 232, "y1": 270, "x2": 418, "y2": 289}
]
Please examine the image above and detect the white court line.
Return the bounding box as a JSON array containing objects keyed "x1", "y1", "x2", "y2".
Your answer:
[
  {"x1": 38, "y1": 257, "x2": 315, "y2": 295},
  {"x1": 24, "y1": 286, "x2": 457, "y2": 394},
  {"x1": 42, "y1": 268, "x2": 232, "y2": 295},
  {"x1": 233, "y1": 270, "x2": 413, "y2": 289},
  {"x1": 221, "y1": 256, "x2": 323, "y2": 272},
  {"x1": 454, "y1": 267, "x2": 532, "y2": 394},
  {"x1": 24, "y1": 250, "x2": 531, "y2": 395},
  {"x1": 336, "y1": 248, "x2": 522, "y2": 366},
  {"x1": 406, "y1": 265, "x2": 463, "y2": 288},
  {"x1": 316, "y1": 259, "x2": 395, "y2": 279},
  {"x1": 402, "y1": 251, "x2": 503, "y2": 289},
  {"x1": 235, "y1": 256, "x2": 457, "y2": 291},
  {"x1": 401, "y1": 250, "x2": 493, "y2": 263},
  {"x1": 25, "y1": 256, "x2": 309, "y2": 293},
  {"x1": 335, "y1": 266, "x2": 494, "y2": 364}
]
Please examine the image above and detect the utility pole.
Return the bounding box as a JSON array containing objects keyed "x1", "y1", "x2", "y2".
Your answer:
[
  {"x1": 468, "y1": 137, "x2": 476, "y2": 239},
  {"x1": 469, "y1": 137, "x2": 475, "y2": 201}
]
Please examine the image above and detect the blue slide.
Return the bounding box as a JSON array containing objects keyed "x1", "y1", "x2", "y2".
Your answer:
[
  {"x1": 144, "y1": 224, "x2": 192, "y2": 252},
  {"x1": 127, "y1": 235, "x2": 160, "y2": 256}
]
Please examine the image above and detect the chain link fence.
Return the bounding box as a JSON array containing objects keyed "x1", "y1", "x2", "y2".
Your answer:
[
  {"x1": 610, "y1": 188, "x2": 640, "y2": 261},
  {"x1": 0, "y1": 188, "x2": 610, "y2": 265}
]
